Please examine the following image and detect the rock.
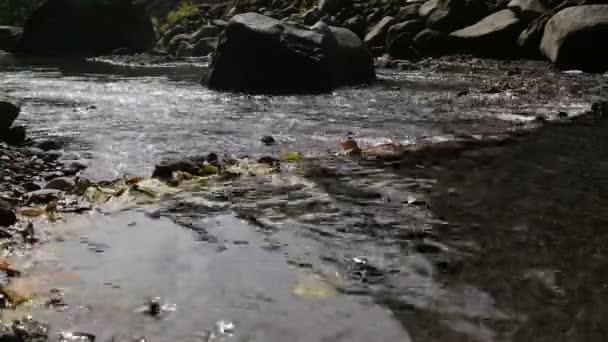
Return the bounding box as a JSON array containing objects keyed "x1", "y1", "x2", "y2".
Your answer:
[
  {"x1": 319, "y1": 0, "x2": 352, "y2": 14},
  {"x1": 419, "y1": 0, "x2": 440, "y2": 18},
  {"x1": 0, "y1": 95, "x2": 20, "y2": 134},
  {"x1": 152, "y1": 159, "x2": 198, "y2": 179},
  {"x1": 161, "y1": 25, "x2": 186, "y2": 47},
  {"x1": 45, "y1": 177, "x2": 75, "y2": 191},
  {"x1": 427, "y1": 0, "x2": 489, "y2": 32},
  {"x1": 0, "y1": 200, "x2": 16, "y2": 227},
  {"x1": 508, "y1": 0, "x2": 549, "y2": 20},
  {"x1": 261, "y1": 136, "x2": 276, "y2": 145},
  {"x1": 0, "y1": 26, "x2": 23, "y2": 52},
  {"x1": 324, "y1": 25, "x2": 376, "y2": 87},
  {"x1": 517, "y1": 13, "x2": 551, "y2": 56},
  {"x1": 2, "y1": 126, "x2": 26, "y2": 146},
  {"x1": 24, "y1": 189, "x2": 62, "y2": 204},
  {"x1": 303, "y1": 8, "x2": 322, "y2": 25},
  {"x1": 397, "y1": 4, "x2": 422, "y2": 21},
  {"x1": 175, "y1": 41, "x2": 196, "y2": 58},
  {"x1": 388, "y1": 33, "x2": 416, "y2": 59},
  {"x1": 19, "y1": 0, "x2": 156, "y2": 55},
  {"x1": 364, "y1": 16, "x2": 397, "y2": 48},
  {"x1": 42, "y1": 150, "x2": 62, "y2": 162},
  {"x1": 450, "y1": 9, "x2": 524, "y2": 57},
  {"x1": 167, "y1": 33, "x2": 192, "y2": 56},
  {"x1": 22, "y1": 182, "x2": 41, "y2": 192},
  {"x1": 193, "y1": 38, "x2": 218, "y2": 56},
  {"x1": 33, "y1": 139, "x2": 63, "y2": 151},
  {"x1": 206, "y1": 13, "x2": 374, "y2": 94},
  {"x1": 413, "y1": 28, "x2": 451, "y2": 56},
  {"x1": 344, "y1": 15, "x2": 367, "y2": 40},
  {"x1": 62, "y1": 161, "x2": 87, "y2": 176},
  {"x1": 190, "y1": 25, "x2": 222, "y2": 42},
  {"x1": 386, "y1": 19, "x2": 426, "y2": 46},
  {"x1": 540, "y1": 5, "x2": 608, "y2": 71}
]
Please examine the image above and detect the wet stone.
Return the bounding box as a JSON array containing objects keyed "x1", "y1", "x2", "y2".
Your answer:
[{"x1": 32, "y1": 139, "x2": 63, "y2": 151}]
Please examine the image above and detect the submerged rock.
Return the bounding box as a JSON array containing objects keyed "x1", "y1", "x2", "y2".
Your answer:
[
  {"x1": 540, "y1": 5, "x2": 608, "y2": 71},
  {"x1": 206, "y1": 13, "x2": 374, "y2": 94},
  {"x1": 19, "y1": 0, "x2": 155, "y2": 55}
]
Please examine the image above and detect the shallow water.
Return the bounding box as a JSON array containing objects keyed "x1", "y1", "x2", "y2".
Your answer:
[{"x1": 1, "y1": 57, "x2": 608, "y2": 341}]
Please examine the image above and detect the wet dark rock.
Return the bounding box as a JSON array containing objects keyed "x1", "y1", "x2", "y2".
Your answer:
[
  {"x1": 21, "y1": 182, "x2": 41, "y2": 192},
  {"x1": 62, "y1": 161, "x2": 87, "y2": 176},
  {"x1": 419, "y1": 0, "x2": 440, "y2": 18},
  {"x1": 190, "y1": 25, "x2": 222, "y2": 43},
  {"x1": 450, "y1": 9, "x2": 524, "y2": 58},
  {"x1": 508, "y1": 0, "x2": 549, "y2": 20},
  {"x1": 261, "y1": 135, "x2": 276, "y2": 145},
  {"x1": 364, "y1": 16, "x2": 397, "y2": 48},
  {"x1": 167, "y1": 33, "x2": 191, "y2": 56},
  {"x1": 517, "y1": 13, "x2": 551, "y2": 56},
  {"x1": 427, "y1": 0, "x2": 489, "y2": 33},
  {"x1": 0, "y1": 200, "x2": 16, "y2": 227},
  {"x1": 3, "y1": 126, "x2": 26, "y2": 146},
  {"x1": 207, "y1": 13, "x2": 374, "y2": 94},
  {"x1": 43, "y1": 171, "x2": 64, "y2": 181},
  {"x1": 45, "y1": 177, "x2": 75, "y2": 192},
  {"x1": 413, "y1": 29, "x2": 451, "y2": 56},
  {"x1": 344, "y1": 15, "x2": 367, "y2": 40},
  {"x1": 302, "y1": 8, "x2": 322, "y2": 25},
  {"x1": 540, "y1": 5, "x2": 608, "y2": 71},
  {"x1": 32, "y1": 139, "x2": 63, "y2": 151},
  {"x1": 386, "y1": 19, "x2": 426, "y2": 47},
  {"x1": 396, "y1": 4, "x2": 422, "y2": 21},
  {"x1": 19, "y1": 0, "x2": 156, "y2": 56},
  {"x1": 388, "y1": 33, "x2": 416, "y2": 59},
  {"x1": 42, "y1": 150, "x2": 62, "y2": 163},
  {"x1": 152, "y1": 159, "x2": 198, "y2": 179},
  {"x1": 0, "y1": 26, "x2": 23, "y2": 53},
  {"x1": 0, "y1": 95, "x2": 20, "y2": 134},
  {"x1": 319, "y1": 0, "x2": 352, "y2": 14},
  {"x1": 24, "y1": 189, "x2": 62, "y2": 204}
]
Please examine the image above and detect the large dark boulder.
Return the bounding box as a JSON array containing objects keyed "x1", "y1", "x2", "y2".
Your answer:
[
  {"x1": 450, "y1": 9, "x2": 525, "y2": 57},
  {"x1": 0, "y1": 26, "x2": 23, "y2": 53},
  {"x1": 19, "y1": 0, "x2": 156, "y2": 56},
  {"x1": 427, "y1": 0, "x2": 489, "y2": 32},
  {"x1": 206, "y1": 13, "x2": 375, "y2": 94},
  {"x1": 540, "y1": 5, "x2": 608, "y2": 71}
]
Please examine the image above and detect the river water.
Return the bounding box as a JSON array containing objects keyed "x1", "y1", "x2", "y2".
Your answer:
[{"x1": 1, "y1": 57, "x2": 607, "y2": 341}]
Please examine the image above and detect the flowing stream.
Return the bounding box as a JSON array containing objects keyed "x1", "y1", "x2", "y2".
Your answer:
[{"x1": 1, "y1": 57, "x2": 607, "y2": 341}]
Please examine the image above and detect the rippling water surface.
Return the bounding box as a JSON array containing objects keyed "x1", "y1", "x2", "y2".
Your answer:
[{"x1": 1, "y1": 58, "x2": 607, "y2": 341}]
